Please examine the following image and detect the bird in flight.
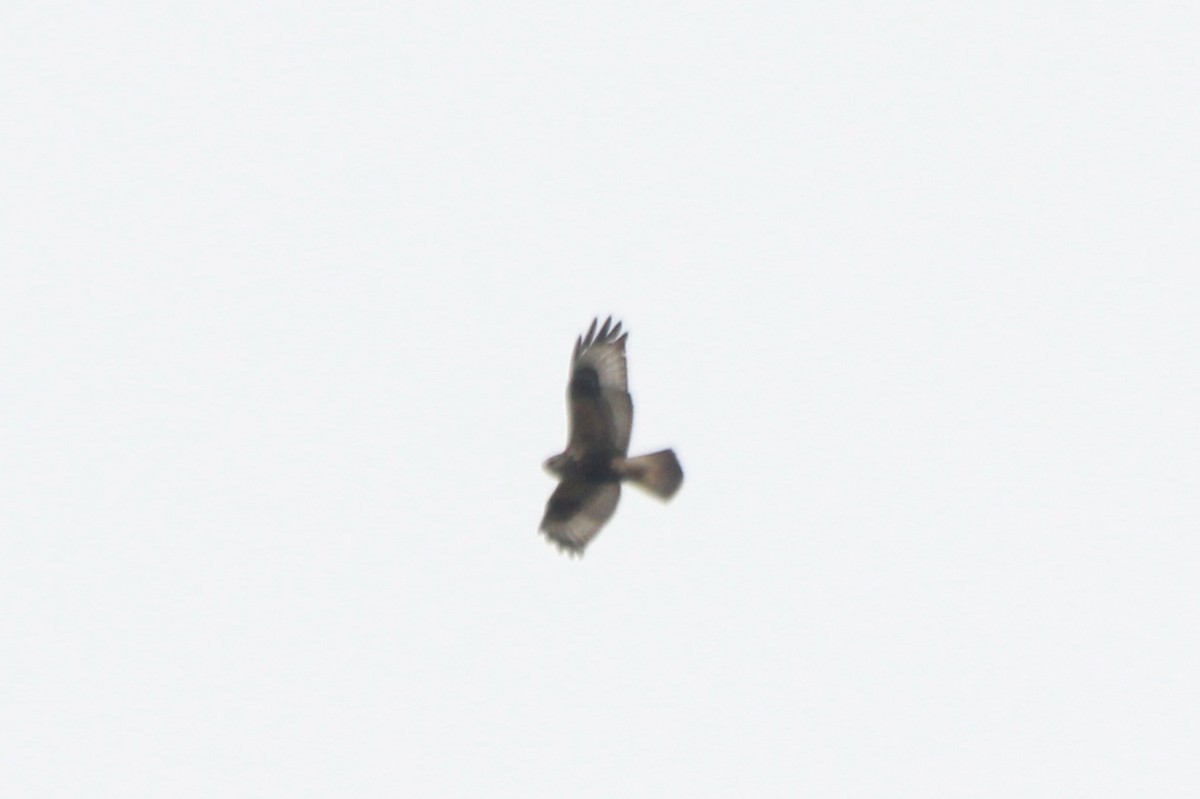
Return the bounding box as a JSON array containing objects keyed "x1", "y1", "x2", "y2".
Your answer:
[{"x1": 540, "y1": 317, "x2": 683, "y2": 555}]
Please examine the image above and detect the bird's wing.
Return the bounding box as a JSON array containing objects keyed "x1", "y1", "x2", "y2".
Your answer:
[
  {"x1": 566, "y1": 317, "x2": 633, "y2": 456},
  {"x1": 540, "y1": 479, "x2": 621, "y2": 555}
]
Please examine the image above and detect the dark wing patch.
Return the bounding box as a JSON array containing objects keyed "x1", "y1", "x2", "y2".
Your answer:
[{"x1": 569, "y1": 366, "x2": 602, "y2": 399}]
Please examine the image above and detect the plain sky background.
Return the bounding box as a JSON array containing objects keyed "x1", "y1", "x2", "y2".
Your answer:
[{"x1": 3, "y1": 2, "x2": 1198, "y2": 796}]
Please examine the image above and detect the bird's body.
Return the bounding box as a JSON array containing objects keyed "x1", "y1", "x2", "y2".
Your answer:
[{"x1": 540, "y1": 317, "x2": 683, "y2": 555}]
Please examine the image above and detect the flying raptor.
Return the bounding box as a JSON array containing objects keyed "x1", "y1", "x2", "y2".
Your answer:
[{"x1": 540, "y1": 317, "x2": 683, "y2": 554}]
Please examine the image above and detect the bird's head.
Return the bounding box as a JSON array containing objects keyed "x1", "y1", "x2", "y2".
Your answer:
[{"x1": 543, "y1": 453, "x2": 569, "y2": 476}]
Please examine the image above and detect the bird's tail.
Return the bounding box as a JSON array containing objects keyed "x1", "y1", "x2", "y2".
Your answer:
[{"x1": 616, "y1": 449, "x2": 684, "y2": 500}]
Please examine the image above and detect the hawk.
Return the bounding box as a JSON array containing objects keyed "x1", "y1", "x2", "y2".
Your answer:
[{"x1": 541, "y1": 317, "x2": 683, "y2": 555}]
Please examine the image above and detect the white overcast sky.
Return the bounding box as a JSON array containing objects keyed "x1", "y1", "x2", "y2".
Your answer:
[{"x1": 3, "y1": 2, "x2": 1198, "y2": 796}]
